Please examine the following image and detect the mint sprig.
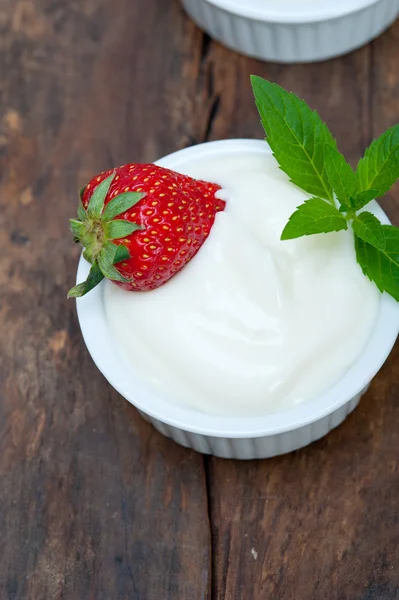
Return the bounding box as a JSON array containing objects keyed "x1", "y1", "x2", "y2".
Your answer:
[
  {"x1": 324, "y1": 145, "x2": 357, "y2": 206},
  {"x1": 351, "y1": 212, "x2": 385, "y2": 250},
  {"x1": 356, "y1": 125, "x2": 399, "y2": 197},
  {"x1": 355, "y1": 227, "x2": 399, "y2": 301},
  {"x1": 339, "y1": 189, "x2": 379, "y2": 213},
  {"x1": 252, "y1": 76, "x2": 399, "y2": 302},
  {"x1": 251, "y1": 77, "x2": 336, "y2": 203},
  {"x1": 281, "y1": 198, "x2": 347, "y2": 240}
]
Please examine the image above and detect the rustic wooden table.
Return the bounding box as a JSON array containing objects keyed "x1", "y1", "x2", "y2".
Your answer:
[{"x1": 1, "y1": 1, "x2": 399, "y2": 598}]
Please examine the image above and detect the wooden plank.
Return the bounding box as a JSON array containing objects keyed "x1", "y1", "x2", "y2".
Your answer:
[
  {"x1": 2, "y1": 0, "x2": 399, "y2": 597},
  {"x1": 371, "y1": 20, "x2": 399, "y2": 222},
  {"x1": 207, "y1": 23, "x2": 399, "y2": 600},
  {"x1": 0, "y1": 1, "x2": 212, "y2": 598}
]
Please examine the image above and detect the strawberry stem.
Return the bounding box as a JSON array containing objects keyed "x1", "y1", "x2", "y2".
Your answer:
[{"x1": 68, "y1": 178, "x2": 146, "y2": 298}]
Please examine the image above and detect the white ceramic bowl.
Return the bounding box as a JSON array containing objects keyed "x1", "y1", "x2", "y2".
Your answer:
[
  {"x1": 180, "y1": 0, "x2": 399, "y2": 63},
  {"x1": 75, "y1": 139, "x2": 399, "y2": 460}
]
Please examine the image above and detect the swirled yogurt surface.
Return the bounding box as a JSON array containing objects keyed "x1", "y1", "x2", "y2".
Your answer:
[{"x1": 104, "y1": 150, "x2": 379, "y2": 416}]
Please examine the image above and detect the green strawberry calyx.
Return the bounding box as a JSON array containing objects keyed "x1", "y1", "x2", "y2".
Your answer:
[{"x1": 68, "y1": 172, "x2": 145, "y2": 298}]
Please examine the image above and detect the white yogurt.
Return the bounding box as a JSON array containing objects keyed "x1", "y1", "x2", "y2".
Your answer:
[{"x1": 104, "y1": 152, "x2": 379, "y2": 416}]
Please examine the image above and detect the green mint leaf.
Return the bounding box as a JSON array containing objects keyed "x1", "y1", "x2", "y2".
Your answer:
[
  {"x1": 251, "y1": 76, "x2": 336, "y2": 202},
  {"x1": 87, "y1": 172, "x2": 115, "y2": 217},
  {"x1": 98, "y1": 244, "x2": 131, "y2": 282},
  {"x1": 355, "y1": 225, "x2": 399, "y2": 301},
  {"x1": 339, "y1": 189, "x2": 379, "y2": 212},
  {"x1": 351, "y1": 189, "x2": 379, "y2": 210},
  {"x1": 324, "y1": 144, "x2": 357, "y2": 205},
  {"x1": 105, "y1": 220, "x2": 141, "y2": 240},
  {"x1": 281, "y1": 198, "x2": 348, "y2": 240},
  {"x1": 113, "y1": 244, "x2": 131, "y2": 264},
  {"x1": 356, "y1": 124, "x2": 399, "y2": 197},
  {"x1": 102, "y1": 191, "x2": 145, "y2": 221},
  {"x1": 351, "y1": 212, "x2": 386, "y2": 250},
  {"x1": 67, "y1": 260, "x2": 105, "y2": 298}
]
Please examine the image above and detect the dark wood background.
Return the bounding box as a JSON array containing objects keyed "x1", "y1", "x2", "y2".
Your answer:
[{"x1": 1, "y1": 1, "x2": 399, "y2": 598}]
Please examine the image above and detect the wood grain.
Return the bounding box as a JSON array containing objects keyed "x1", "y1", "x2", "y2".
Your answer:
[
  {"x1": 1, "y1": 0, "x2": 399, "y2": 599},
  {"x1": 0, "y1": 1, "x2": 212, "y2": 598}
]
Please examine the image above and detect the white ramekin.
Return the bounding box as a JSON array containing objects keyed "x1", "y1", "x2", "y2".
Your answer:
[
  {"x1": 180, "y1": 0, "x2": 399, "y2": 63},
  {"x1": 75, "y1": 139, "x2": 399, "y2": 460}
]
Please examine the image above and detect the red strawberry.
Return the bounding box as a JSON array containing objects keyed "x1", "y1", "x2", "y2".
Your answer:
[{"x1": 68, "y1": 164, "x2": 225, "y2": 297}]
